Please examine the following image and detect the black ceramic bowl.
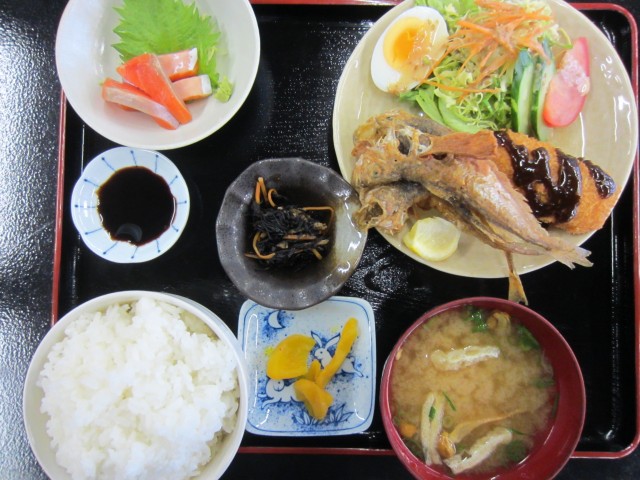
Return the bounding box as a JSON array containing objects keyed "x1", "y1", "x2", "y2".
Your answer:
[{"x1": 216, "y1": 158, "x2": 367, "y2": 310}]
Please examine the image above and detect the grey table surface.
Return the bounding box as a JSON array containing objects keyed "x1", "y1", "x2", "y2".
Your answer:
[{"x1": 1, "y1": 0, "x2": 639, "y2": 478}]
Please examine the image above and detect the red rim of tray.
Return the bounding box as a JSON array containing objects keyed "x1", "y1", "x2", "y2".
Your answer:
[{"x1": 51, "y1": 0, "x2": 640, "y2": 461}]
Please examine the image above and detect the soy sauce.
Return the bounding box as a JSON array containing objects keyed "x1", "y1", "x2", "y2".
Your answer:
[{"x1": 97, "y1": 166, "x2": 175, "y2": 246}]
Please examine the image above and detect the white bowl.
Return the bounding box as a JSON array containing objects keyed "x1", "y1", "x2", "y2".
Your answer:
[
  {"x1": 70, "y1": 147, "x2": 190, "y2": 263},
  {"x1": 23, "y1": 291, "x2": 249, "y2": 480},
  {"x1": 55, "y1": 0, "x2": 260, "y2": 150}
]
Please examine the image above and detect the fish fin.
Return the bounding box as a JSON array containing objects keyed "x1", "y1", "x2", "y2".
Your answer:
[
  {"x1": 425, "y1": 130, "x2": 499, "y2": 159},
  {"x1": 354, "y1": 183, "x2": 430, "y2": 234},
  {"x1": 505, "y1": 253, "x2": 528, "y2": 305},
  {"x1": 548, "y1": 245, "x2": 593, "y2": 269}
]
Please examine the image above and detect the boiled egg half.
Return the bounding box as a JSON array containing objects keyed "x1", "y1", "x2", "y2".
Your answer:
[{"x1": 371, "y1": 6, "x2": 449, "y2": 94}]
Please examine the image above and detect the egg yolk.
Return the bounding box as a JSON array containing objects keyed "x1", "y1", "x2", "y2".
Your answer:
[
  {"x1": 382, "y1": 16, "x2": 443, "y2": 92},
  {"x1": 383, "y1": 18, "x2": 423, "y2": 70}
]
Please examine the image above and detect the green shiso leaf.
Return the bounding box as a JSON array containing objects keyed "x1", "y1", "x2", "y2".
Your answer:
[{"x1": 112, "y1": 0, "x2": 231, "y2": 100}]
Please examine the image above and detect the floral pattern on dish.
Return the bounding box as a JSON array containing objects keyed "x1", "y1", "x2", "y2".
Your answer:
[{"x1": 238, "y1": 296, "x2": 376, "y2": 436}]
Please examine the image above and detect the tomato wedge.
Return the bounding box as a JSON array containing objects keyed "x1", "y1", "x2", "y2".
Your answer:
[{"x1": 542, "y1": 37, "x2": 590, "y2": 128}]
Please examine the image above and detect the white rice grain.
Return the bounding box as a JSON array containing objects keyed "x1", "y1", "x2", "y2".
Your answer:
[{"x1": 37, "y1": 297, "x2": 239, "y2": 480}]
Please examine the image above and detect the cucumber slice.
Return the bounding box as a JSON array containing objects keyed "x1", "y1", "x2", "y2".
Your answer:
[
  {"x1": 437, "y1": 97, "x2": 482, "y2": 133},
  {"x1": 415, "y1": 86, "x2": 446, "y2": 126},
  {"x1": 510, "y1": 49, "x2": 535, "y2": 134},
  {"x1": 530, "y1": 46, "x2": 556, "y2": 141}
]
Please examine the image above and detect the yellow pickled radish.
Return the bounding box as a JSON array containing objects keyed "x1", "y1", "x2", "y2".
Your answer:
[
  {"x1": 315, "y1": 317, "x2": 359, "y2": 389},
  {"x1": 266, "y1": 334, "x2": 315, "y2": 380},
  {"x1": 402, "y1": 217, "x2": 460, "y2": 261},
  {"x1": 293, "y1": 378, "x2": 334, "y2": 420},
  {"x1": 304, "y1": 359, "x2": 322, "y2": 382}
]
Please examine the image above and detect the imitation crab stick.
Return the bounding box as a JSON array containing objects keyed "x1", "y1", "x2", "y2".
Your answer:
[
  {"x1": 542, "y1": 37, "x2": 591, "y2": 127},
  {"x1": 158, "y1": 48, "x2": 199, "y2": 81},
  {"x1": 172, "y1": 74, "x2": 213, "y2": 102},
  {"x1": 117, "y1": 53, "x2": 192, "y2": 124},
  {"x1": 101, "y1": 78, "x2": 179, "y2": 130}
]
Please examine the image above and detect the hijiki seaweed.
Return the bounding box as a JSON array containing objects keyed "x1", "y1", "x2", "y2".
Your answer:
[{"x1": 246, "y1": 177, "x2": 334, "y2": 269}]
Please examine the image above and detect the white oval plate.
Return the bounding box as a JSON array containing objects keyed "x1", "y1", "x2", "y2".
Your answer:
[
  {"x1": 71, "y1": 147, "x2": 190, "y2": 263},
  {"x1": 333, "y1": 0, "x2": 638, "y2": 279},
  {"x1": 55, "y1": 0, "x2": 260, "y2": 150},
  {"x1": 238, "y1": 296, "x2": 376, "y2": 437}
]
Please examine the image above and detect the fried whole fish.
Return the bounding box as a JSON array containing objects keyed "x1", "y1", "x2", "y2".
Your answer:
[
  {"x1": 354, "y1": 182, "x2": 429, "y2": 234},
  {"x1": 353, "y1": 110, "x2": 618, "y2": 234},
  {"x1": 350, "y1": 110, "x2": 606, "y2": 304},
  {"x1": 354, "y1": 147, "x2": 591, "y2": 266}
]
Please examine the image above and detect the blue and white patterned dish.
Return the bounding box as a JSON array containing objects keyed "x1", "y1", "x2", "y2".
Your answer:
[
  {"x1": 70, "y1": 147, "x2": 189, "y2": 263},
  {"x1": 238, "y1": 296, "x2": 376, "y2": 437}
]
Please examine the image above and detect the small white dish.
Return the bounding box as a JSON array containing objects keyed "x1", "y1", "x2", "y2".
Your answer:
[
  {"x1": 71, "y1": 147, "x2": 189, "y2": 263},
  {"x1": 55, "y1": 0, "x2": 260, "y2": 150},
  {"x1": 238, "y1": 296, "x2": 376, "y2": 437}
]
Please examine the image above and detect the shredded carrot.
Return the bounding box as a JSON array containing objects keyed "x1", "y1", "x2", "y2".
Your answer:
[
  {"x1": 251, "y1": 231, "x2": 275, "y2": 260},
  {"x1": 398, "y1": 421, "x2": 418, "y2": 438},
  {"x1": 424, "y1": 0, "x2": 556, "y2": 97},
  {"x1": 302, "y1": 206, "x2": 335, "y2": 225},
  {"x1": 422, "y1": 79, "x2": 500, "y2": 94},
  {"x1": 267, "y1": 188, "x2": 278, "y2": 208},
  {"x1": 255, "y1": 177, "x2": 268, "y2": 204}
]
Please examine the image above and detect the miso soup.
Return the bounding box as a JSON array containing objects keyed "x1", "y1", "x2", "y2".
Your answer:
[{"x1": 390, "y1": 306, "x2": 555, "y2": 476}]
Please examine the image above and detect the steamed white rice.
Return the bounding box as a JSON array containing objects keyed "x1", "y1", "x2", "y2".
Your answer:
[{"x1": 37, "y1": 297, "x2": 239, "y2": 480}]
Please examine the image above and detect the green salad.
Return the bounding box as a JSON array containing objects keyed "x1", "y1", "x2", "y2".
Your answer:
[{"x1": 400, "y1": 0, "x2": 571, "y2": 139}]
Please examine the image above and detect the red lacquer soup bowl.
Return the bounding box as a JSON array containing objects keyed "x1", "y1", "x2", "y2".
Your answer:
[{"x1": 380, "y1": 297, "x2": 585, "y2": 480}]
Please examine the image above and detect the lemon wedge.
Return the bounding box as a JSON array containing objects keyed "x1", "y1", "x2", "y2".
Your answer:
[{"x1": 402, "y1": 217, "x2": 460, "y2": 261}]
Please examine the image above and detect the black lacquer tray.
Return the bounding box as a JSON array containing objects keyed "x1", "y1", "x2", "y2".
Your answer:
[{"x1": 53, "y1": 2, "x2": 639, "y2": 458}]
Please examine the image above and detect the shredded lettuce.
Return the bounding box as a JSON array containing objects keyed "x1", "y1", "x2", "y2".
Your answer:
[
  {"x1": 112, "y1": 0, "x2": 232, "y2": 101},
  {"x1": 408, "y1": 0, "x2": 564, "y2": 131},
  {"x1": 215, "y1": 76, "x2": 233, "y2": 102},
  {"x1": 416, "y1": 0, "x2": 479, "y2": 29}
]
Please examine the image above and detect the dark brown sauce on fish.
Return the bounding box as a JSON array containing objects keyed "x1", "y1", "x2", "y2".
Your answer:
[
  {"x1": 583, "y1": 159, "x2": 616, "y2": 198},
  {"x1": 97, "y1": 166, "x2": 175, "y2": 246},
  {"x1": 494, "y1": 131, "x2": 582, "y2": 223}
]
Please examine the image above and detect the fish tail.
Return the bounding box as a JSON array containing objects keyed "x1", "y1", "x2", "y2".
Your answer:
[
  {"x1": 506, "y1": 253, "x2": 528, "y2": 305},
  {"x1": 549, "y1": 245, "x2": 593, "y2": 269}
]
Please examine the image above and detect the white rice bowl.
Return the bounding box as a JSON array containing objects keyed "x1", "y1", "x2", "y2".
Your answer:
[{"x1": 23, "y1": 291, "x2": 248, "y2": 480}]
